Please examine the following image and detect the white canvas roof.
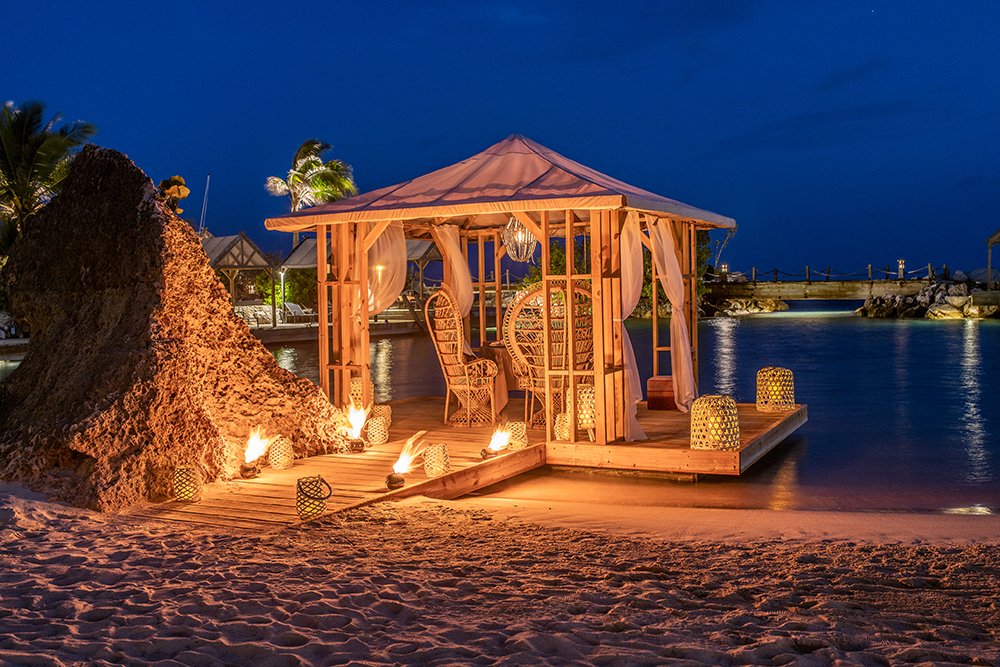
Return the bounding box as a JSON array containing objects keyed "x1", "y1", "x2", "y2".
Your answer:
[{"x1": 265, "y1": 135, "x2": 735, "y2": 233}]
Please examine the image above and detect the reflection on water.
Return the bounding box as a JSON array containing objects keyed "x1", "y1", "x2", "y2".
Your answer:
[
  {"x1": 961, "y1": 320, "x2": 990, "y2": 484},
  {"x1": 707, "y1": 317, "x2": 738, "y2": 396},
  {"x1": 267, "y1": 313, "x2": 1000, "y2": 512},
  {"x1": 0, "y1": 360, "x2": 18, "y2": 383}
]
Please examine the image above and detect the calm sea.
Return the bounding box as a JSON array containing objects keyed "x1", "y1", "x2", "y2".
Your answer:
[
  {"x1": 271, "y1": 302, "x2": 1000, "y2": 513},
  {"x1": 4, "y1": 303, "x2": 996, "y2": 512}
]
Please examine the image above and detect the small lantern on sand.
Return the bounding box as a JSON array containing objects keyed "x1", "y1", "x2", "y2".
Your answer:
[
  {"x1": 371, "y1": 404, "x2": 392, "y2": 427},
  {"x1": 756, "y1": 366, "x2": 795, "y2": 412},
  {"x1": 423, "y1": 443, "x2": 451, "y2": 478},
  {"x1": 268, "y1": 436, "x2": 294, "y2": 470},
  {"x1": 173, "y1": 466, "x2": 201, "y2": 502},
  {"x1": 367, "y1": 416, "x2": 390, "y2": 446},
  {"x1": 690, "y1": 395, "x2": 741, "y2": 451},
  {"x1": 296, "y1": 475, "x2": 332, "y2": 520},
  {"x1": 508, "y1": 421, "x2": 528, "y2": 450}
]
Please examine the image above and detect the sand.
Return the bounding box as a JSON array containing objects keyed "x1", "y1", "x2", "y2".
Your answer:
[{"x1": 1, "y1": 486, "x2": 998, "y2": 666}]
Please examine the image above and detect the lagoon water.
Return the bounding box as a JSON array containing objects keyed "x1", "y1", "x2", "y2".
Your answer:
[
  {"x1": 270, "y1": 302, "x2": 1000, "y2": 513},
  {"x1": 5, "y1": 304, "x2": 994, "y2": 513}
]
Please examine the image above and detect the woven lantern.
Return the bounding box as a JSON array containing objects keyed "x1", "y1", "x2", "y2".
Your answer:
[
  {"x1": 423, "y1": 443, "x2": 451, "y2": 478},
  {"x1": 371, "y1": 403, "x2": 392, "y2": 427},
  {"x1": 268, "y1": 436, "x2": 294, "y2": 470},
  {"x1": 296, "y1": 475, "x2": 332, "y2": 520},
  {"x1": 349, "y1": 377, "x2": 373, "y2": 406},
  {"x1": 172, "y1": 466, "x2": 201, "y2": 502},
  {"x1": 367, "y1": 415, "x2": 390, "y2": 446},
  {"x1": 554, "y1": 413, "x2": 571, "y2": 441},
  {"x1": 756, "y1": 366, "x2": 795, "y2": 412},
  {"x1": 575, "y1": 385, "x2": 596, "y2": 432},
  {"x1": 508, "y1": 421, "x2": 529, "y2": 450},
  {"x1": 690, "y1": 395, "x2": 741, "y2": 451}
]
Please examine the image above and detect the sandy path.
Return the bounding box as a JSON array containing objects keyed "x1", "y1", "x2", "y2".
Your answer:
[{"x1": 1, "y1": 491, "x2": 998, "y2": 666}]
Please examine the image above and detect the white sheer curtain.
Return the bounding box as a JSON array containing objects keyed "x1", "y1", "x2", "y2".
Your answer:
[
  {"x1": 429, "y1": 225, "x2": 474, "y2": 315},
  {"x1": 620, "y1": 212, "x2": 647, "y2": 440},
  {"x1": 368, "y1": 221, "x2": 407, "y2": 315},
  {"x1": 648, "y1": 216, "x2": 697, "y2": 412},
  {"x1": 430, "y1": 224, "x2": 474, "y2": 354}
]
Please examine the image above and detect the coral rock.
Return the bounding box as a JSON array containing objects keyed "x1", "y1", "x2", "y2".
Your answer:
[{"x1": 0, "y1": 147, "x2": 346, "y2": 511}]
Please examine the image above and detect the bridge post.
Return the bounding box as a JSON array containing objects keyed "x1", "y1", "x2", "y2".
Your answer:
[
  {"x1": 927, "y1": 263, "x2": 933, "y2": 283},
  {"x1": 867, "y1": 264, "x2": 872, "y2": 282},
  {"x1": 826, "y1": 266, "x2": 830, "y2": 281},
  {"x1": 805, "y1": 265, "x2": 810, "y2": 284},
  {"x1": 897, "y1": 259, "x2": 905, "y2": 281},
  {"x1": 773, "y1": 268, "x2": 778, "y2": 282},
  {"x1": 751, "y1": 266, "x2": 757, "y2": 284}
]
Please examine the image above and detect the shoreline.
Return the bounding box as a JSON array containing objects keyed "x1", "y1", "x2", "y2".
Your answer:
[{"x1": 2, "y1": 488, "x2": 997, "y2": 665}]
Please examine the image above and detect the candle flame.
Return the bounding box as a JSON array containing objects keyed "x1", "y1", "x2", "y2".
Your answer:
[
  {"x1": 392, "y1": 430, "x2": 427, "y2": 474},
  {"x1": 245, "y1": 427, "x2": 270, "y2": 464},
  {"x1": 347, "y1": 402, "x2": 368, "y2": 440},
  {"x1": 488, "y1": 427, "x2": 511, "y2": 452}
]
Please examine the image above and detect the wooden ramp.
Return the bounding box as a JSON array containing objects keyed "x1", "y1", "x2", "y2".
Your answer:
[
  {"x1": 130, "y1": 398, "x2": 546, "y2": 531},
  {"x1": 131, "y1": 398, "x2": 806, "y2": 531}
]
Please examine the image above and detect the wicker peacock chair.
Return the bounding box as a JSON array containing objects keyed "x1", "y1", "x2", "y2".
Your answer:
[
  {"x1": 425, "y1": 285, "x2": 498, "y2": 427},
  {"x1": 503, "y1": 280, "x2": 594, "y2": 432}
]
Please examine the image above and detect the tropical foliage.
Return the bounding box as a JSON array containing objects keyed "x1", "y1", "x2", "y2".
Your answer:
[
  {"x1": 255, "y1": 268, "x2": 317, "y2": 309},
  {"x1": 0, "y1": 102, "x2": 95, "y2": 252}
]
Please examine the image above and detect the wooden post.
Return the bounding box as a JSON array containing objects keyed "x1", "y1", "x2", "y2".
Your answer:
[
  {"x1": 928, "y1": 262, "x2": 934, "y2": 283},
  {"x1": 868, "y1": 264, "x2": 873, "y2": 282},
  {"x1": 751, "y1": 266, "x2": 757, "y2": 284},
  {"x1": 805, "y1": 265, "x2": 811, "y2": 284},
  {"x1": 825, "y1": 266, "x2": 830, "y2": 282},
  {"x1": 493, "y1": 231, "x2": 504, "y2": 342},
  {"x1": 316, "y1": 226, "x2": 330, "y2": 398},
  {"x1": 461, "y1": 234, "x2": 471, "y2": 347},
  {"x1": 477, "y1": 234, "x2": 487, "y2": 347},
  {"x1": 590, "y1": 210, "x2": 609, "y2": 444},
  {"x1": 773, "y1": 268, "x2": 779, "y2": 282}
]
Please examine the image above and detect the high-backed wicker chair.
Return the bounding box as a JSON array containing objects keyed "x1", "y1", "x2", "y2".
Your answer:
[
  {"x1": 425, "y1": 285, "x2": 498, "y2": 427},
  {"x1": 503, "y1": 281, "x2": 594, "y2": 432}
]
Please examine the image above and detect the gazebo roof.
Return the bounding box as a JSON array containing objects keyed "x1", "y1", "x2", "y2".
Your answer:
[{"x1": 264, "y1": 135, "x2": 735, "y2": 233}]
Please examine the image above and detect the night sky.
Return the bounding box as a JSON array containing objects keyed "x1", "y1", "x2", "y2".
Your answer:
[{"x1": 7, "y1": 1, "x2": 999, "y2": 274}]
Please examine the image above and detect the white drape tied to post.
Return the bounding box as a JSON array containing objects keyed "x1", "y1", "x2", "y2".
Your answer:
[
  {"x1": 367, "y1": 221, "x2": 407, "y2": 315},
  {"x1": 648, "y1": 216, "x2": 697, "y2": 412},
  {"x1": 429, "y1": 225, "x2": 473, "y2": 315},
  {"x1": 620, "y1": 212, "x2": 647, "y2": 441}
]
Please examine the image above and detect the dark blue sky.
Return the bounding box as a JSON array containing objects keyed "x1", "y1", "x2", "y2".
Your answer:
[{"x1": 8, "y1": 1, "x2": 999, "y2": 273}]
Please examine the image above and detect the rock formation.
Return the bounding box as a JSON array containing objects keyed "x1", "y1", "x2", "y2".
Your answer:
[
  {"x1": 702, "y1": 297, "x2": 789, "y2": 317},
  {"x1": 0, "y1": 147, "x2": 348, "y2": 511},
  {"x1": 855, "y1": 281, "x2": 998, "y2": 320}
]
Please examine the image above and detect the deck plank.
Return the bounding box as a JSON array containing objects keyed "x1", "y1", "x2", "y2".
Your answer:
[{"x1": 130, "y1": 396, "x2": 805, "y2": 529}]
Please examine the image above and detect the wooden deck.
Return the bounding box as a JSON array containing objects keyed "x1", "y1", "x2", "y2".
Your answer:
[
  {"x1": 547, "y1": 403, "x2": 807, "y2": 475},
  {"x1": 131, "y1": 397, "x2": 806, "y2": 530}
]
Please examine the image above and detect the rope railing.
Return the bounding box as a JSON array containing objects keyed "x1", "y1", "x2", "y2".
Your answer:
[{"x1": 706, "y1": 262, "x2": 948, "y2": 284}]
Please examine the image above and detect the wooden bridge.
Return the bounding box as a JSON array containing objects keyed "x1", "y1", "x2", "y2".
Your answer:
[{"x1": 706, "y1": 263, "x2": 939, "y2": 300}]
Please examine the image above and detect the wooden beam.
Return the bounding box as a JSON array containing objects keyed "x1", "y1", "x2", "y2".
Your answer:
[
  {"x1": 512, "y1": 211, "x2": 544, "y2": 243},
  {"x1": 363, "y1": 219, "x2": 393, "y2": 252}
]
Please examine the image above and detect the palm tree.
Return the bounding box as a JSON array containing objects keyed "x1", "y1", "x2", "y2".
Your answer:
[
  {"x1": 265, "y1": 139, "x2": 357, "y2": 248},
  {"x1": 0, "y1": 101, "x2": 95, "y2": 251}
]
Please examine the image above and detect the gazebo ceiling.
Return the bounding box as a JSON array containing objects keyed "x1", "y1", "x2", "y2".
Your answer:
[{"x1": 264, "y1": 135, "x2": 735, "y2": 235}]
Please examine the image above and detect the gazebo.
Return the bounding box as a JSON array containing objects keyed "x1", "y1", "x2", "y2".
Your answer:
[{"x1": 265, "y1": 135, "x2": 735, "y2": 446}]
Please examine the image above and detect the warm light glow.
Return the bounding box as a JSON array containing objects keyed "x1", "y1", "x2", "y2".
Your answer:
[
  {"x1": 488, "y1": 427, "x2": 511, "y2": 452},
  {"x1": 245, "y1": 427, "x2": 271, "y2": 464},
  {"x1": 392, "y1": 430, "x2": 427, "y2": 474},
  {"x1": 347, "y1": 402, "x2": 368, "y2": 440}
]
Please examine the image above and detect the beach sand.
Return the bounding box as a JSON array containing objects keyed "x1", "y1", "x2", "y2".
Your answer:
[{"x1": 1, "y1": 487, "x2": 998, "y2": 666}]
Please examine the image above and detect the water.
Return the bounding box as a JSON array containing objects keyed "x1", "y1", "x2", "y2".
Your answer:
[
  {"x1": 266, "y1": 302, "x2": 1000, "y2": 512},
  {"x1": 5, "y1": 305, "x2": 996, "y2": 512}
]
